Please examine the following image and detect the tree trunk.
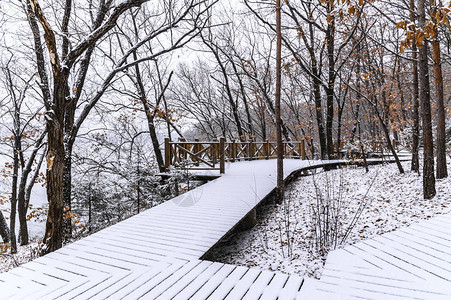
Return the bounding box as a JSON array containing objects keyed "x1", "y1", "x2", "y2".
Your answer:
[
  {"x1": 62, "y1": 143, "x2": 73, "y2": 239},
  {"x1": 0, "y1": 211, "x2": 10, "y2": 243},
  {"x1": 232, "y1": 61, "x2": 254, "y2": 137},
  {"x1": 381, "y1": 120, "x2": 404, "y2": 174},
  {"x1": 133, "y1": 61, "x2": 167, "y2": 173},
  {"x1": 18, "y1": 131, "x2": 46, "y2": 245},
  {"x1": 17, "y1": 182, "x2": 29, "y2": 246},
  {"x1": 335, "y1": 105, "x2": 344, "y2": 155},
  {"x1": 351, "y1": 41, "x2": 362, "y2": 144},
  {"x1": 202, "y1": 35, "x2": 245, "y2": 140},
  {"x1": 313, "y1": 79, "x2": 327, "y2": 160},
  {"x1": 325, "y1": 7, "x2": 336, "y2": 159},
  {"x1": 43, "y1": 74, "x2": 68, "y2": 253},
  {"x1": 418, "y1": 0, "x2": 436, "y2": 199},
  {"x1": 410, "y1": 0, "x2": 420, "y2": 173},
  {"x1": 146, "y1": 115, "x2": 165, "y2": 173},
  {"x1": 431, "y1": 0, "x2": 448, "y2": 179},
  {"x1": 275, "y1": 0, "x2": 284, "y2": 204},
  {"x1": 25, "y1": 148, "x2": 46, "y2": 210}
]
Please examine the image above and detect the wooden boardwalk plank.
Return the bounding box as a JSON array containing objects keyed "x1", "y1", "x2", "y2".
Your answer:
[
  {"x1": 207, "y1": 266, "x2": 249, "y2": 299},
  {"x1": 190, "y1": 264, "x2": 236, "y2": 299},
  {"x1": 172, "y1": 262, "x2": 225, "y2": 300},
  {"x1": 242, "y1": 271, "x2": 275, "y2": 300},
  {"x1": 390, "y1": 229, "x2": 451, "y2": 258},
  {"x1": 155, "y1": 261, "x2": 216, "y2": 299},
  {"x1": 123, "y1": 260, "x2": 203, "y2": 299},
  {"x1": 224, "y1": 268, "x2": 261, "y2": 299},
  {"x1": 278, "y1": 275, "x2": 304, "y2": 299},
  {"x1": 312, "y1": 213, "x2": 451, "y2": 299},
  {"x1": 1, "y1": 159, "x2": 449, "y2": 300},
  {"x1": 363, "y1": 236, "x2": 451, "y2": 281},
  {"x1": 105, "y1": 261, "x2": 185, "y2": 299}
]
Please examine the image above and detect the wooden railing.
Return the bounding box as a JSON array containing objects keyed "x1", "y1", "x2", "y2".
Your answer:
[{"x1": 164, "y1": 138, "x2": 307, "y2": 173}]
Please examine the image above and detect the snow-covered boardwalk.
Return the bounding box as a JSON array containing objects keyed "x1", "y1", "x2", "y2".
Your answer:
[
  {"x1": 0, "y1": 159, "x2": 323, "y2": 299},
  {"x1": 302, "y1": 213, "x2": 451, "y2": 299},
  {"x1": 1, "y1": 157, "x2": 449, "y2": 299}
]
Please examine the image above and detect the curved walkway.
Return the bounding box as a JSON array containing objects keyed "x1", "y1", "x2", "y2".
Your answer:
[
  {"x1": 2, "y1": 157, "x2": 449, "y2": 299},
  {"x1": 0, "y1": 159, "x2": 325, "y2": 299},
  {"x1": 300, "y1": 213, "x2": 451, "y2": 299}
]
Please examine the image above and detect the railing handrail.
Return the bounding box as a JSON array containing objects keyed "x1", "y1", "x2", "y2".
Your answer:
[{"x1": 164, "y1": 138, "x2": 306, "y2": 174}]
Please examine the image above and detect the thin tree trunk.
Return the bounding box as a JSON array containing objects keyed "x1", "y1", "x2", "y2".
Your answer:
[
  {"x1": 351, "y1": 41, "x2": 362, "y2": 144},
  {"x1": 275, "y1": 0, "x2": 284, "y2": 203},
  {"x1": 231, "y1": 61, "x2": 254, "y2": 136},
  {"x1": 335, "y1": 105, "x2": 344, "y2": 155},
  {"x1": 62, "y1": 144, "x2": 73, "y2": 239},
  {"x1": 431, "y1": 0, "x2": 448, "y2": 179},
  {"x1": 17, "y1": 184, "x2": 28, "y2": 246},
  {"x1": 307, "y1": 12, "x2": 327, "y2": 159},
  {"x1": 10, "y1": 136, "x2": 20, "y2": 253},
  {"x1": 202, "y1": 35, "x2": 245, "y2": 140},
  {"x1": 25, "y1": 147, "x2": 46, "y2": 209},
  {"x1": 0, "y1": 211, "x2": 10, "y2": 243},
  {"x1": 314, "y1": 79, "x2": 327, "y2": 160},
  {"x1": 325, "y1": 5, "x2": 336, "y2": 159},
  {"x1": 133, "y1": 63, "x2": 167, "y2": 173},
  {"x1": 418, "y1": 0, "x2": 436, "y2": 199},
  {"x1": 358, "y1": 125, "x2": 369, "y2": 173},
  {"x1": 410, "y1": 0, "x2": 420, "y2": 173}
]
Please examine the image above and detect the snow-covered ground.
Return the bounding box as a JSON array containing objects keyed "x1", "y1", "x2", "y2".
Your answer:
[
  {"x1": 206, "y1": 161, "x2": 451, "y2": 279},
  {"x1": 0, "y1": 154, "x2": 48, "y2": 242}
]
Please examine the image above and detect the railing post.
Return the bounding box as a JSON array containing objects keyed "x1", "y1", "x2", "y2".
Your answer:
[
  {"x1": 249, "y1": 140, "x2": 254, "y2": 160},
  {"x1": 194, "y1": 138, "x2": 200, "y2": 166},
  {"x1": 220, "y1": 137, "x2": 225, "y2": 174},
  {"x1": 212, "y1": 138, "x2": 218, "y2": 166},
  {"x1": 180, "y1": 138, "x2": 187, "y2": 161},
  {"x1": 164, "y1": 138, "x2": 171, "y2": 172},
  {"x1": 301, "y1": 140, "x2": 306, "y2": 160},
  {"x1": 232, "y1": 139, "x2": 236, "y2": 162},
  {"x1": 265, "y1": 139, "x2": 270, "y2": 160}
]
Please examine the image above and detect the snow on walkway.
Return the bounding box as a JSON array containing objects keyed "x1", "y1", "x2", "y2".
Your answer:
[
  {"x1": 0, "y1": 159, "x2": 323, "y2": 299},
  {"x1": 300, "y1": 213, "x2": 451, "y2": 299},
  {"x1": 2, "y1": 157, "x2": 448, "y2": 299}
]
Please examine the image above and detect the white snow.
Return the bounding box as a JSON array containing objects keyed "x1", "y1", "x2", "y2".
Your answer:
[{"x1": 207, "y1": 161, "x2": 451, "y2": 279}]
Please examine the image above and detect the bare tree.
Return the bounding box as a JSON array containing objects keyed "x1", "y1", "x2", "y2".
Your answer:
[
  {"x1": 418, "y1": 0, "x2": 436, "y2": 199},
  {"x1": 430, "y1": 0, "x2": 448, "y2": 179},
  {"x1": 25, "y1": 0, "x2": 213, "y2": 253},
  {"x1": 0, "y1": 55, "x2": 46, "y2": 251},
  {"x1": 410, "y1": 0, "x2": 420, "y2": 173}
]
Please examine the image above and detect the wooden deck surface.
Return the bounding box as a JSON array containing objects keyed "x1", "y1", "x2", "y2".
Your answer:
[
  {"x1": 0, "y1": 159, "x2": 322, "y2": 299},
  {"x1": 1, "y1": 157, "x2": 449, "y2": 299},
  {"x1": 301, "y1": 213, "x2": 451, "y2": 299}
]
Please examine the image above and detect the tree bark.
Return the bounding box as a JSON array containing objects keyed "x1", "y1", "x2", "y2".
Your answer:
[
  {"x1": 275, "y1": 0, "x2": 284, "y2": 203},
  {"x1": 18, "y1": 131, "x2": 47, "y2": 245},
  {"x1": 10, "y1": 133, "x2": 20, "y2": 253},
  {"x1": 231, "y1": 60, "x2": 254, "y2": 137},
  {"x1": 17, "y1": 183, "x2": 29, "y2": 246},
  {"x1": 325, "y1": 5, "x2": 336, "y2": 159},
  {"x1": 418, "y1": 0, "x2": 436, "y2": 199},
  {"x1": 410, "y1": 0, "x2": 420, "y2": 173},
  {"x1": 131, "y1": 56, "x2": 167, "y2": 173},
  {"x1": 0, "y1": 211, "x2": 10, "y2": 243},
  {"x1": 313, "y1": 78, "x2": 327, "y2": 160},
  {"x1": 28, "y1": 0, "x2": 151, "y2": 253},
  {"x1": 431, "y1": 0, "x2": 448, "y2": 179},
  {"x1": 43, "y1": 72, "x2": 68, "y2": 253}
]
